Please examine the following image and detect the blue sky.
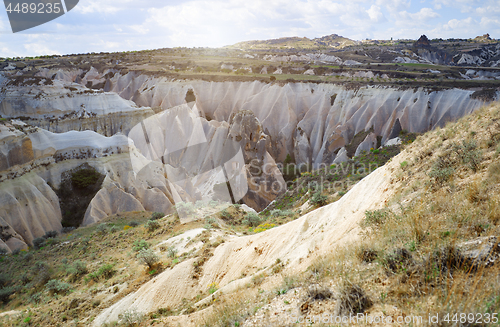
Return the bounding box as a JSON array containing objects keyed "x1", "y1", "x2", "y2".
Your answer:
[{"x1": 0, "y1": 0, "x2": 499, "y2": 57}]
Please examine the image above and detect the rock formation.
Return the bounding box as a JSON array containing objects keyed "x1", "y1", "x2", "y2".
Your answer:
[
  {"x1": 414, "y1": 35, "x2": 431, "y2": 47},
  {"x1": 0, "y1": 68, "x2": 497, "y2": 250}
]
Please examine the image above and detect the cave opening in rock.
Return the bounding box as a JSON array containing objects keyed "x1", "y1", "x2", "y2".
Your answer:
[{"x1": 56, "y1": 164, "x2": 105, "y2": 228}]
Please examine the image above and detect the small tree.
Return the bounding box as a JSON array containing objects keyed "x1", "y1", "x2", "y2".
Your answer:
[
  {"x1": 243, "y1": 213, "x2": 261, "y2": 227},
  {"x1": 145, "y1": 220, "x2": 160, "y2": 232},
  {"x1": 45, "y1": 279, "x2": 72, "y2": 296},
  {"x1": 136, "y1": 248, "x2": 160, "y2": 268},
  {"x1": 311, "y1": 192, "x2": 328, "y2": 207},
  {"x1": 150, "y1": 212, "x2": 164, "y2": 220}
]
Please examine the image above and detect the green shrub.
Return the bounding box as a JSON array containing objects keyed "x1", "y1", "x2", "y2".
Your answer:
[
  {"x1": 96, "y1": 223, "x2": 108, "y2": 234},
  {"x1": 118, "y1": 309, "x2": 144, "y2": 326},
  {"x1": 45, "y1": 238, "x2": 59, "y2": 247},
  {"x1": 270, "y1": 209, "x2": 282, "y2": 217},
  {"x1": 0, "y1": 286, "x2": 18, "y2": 303},
  {"x1": 150, "y1": 212, "x2": 164, "y2": 220},
  {"x1": 43, "y1": 231, "x2": 58, "y2": 239},
  {"x1": 29, "y1": 292, "x2": 43, "y2": 304},
  {"x1": 33, "y1": 261, "x2": 51, "y2": 286},
  {"x1": 133, "y1": 239, "x2": 149, "y2": 252},
  {"x1": 0, "y1": 273, "x2": 10, "y2": 287},
  {"x1": 0, "y1": 248, "x2": 7, "y2": 255},
  {"x1": 22, "y1": 251, "x2": 33, "y2": 262},
  {"x1": 220, "y1": 209, "x2": 232, "y2": 219},
  {"x1": 167, "y1": 246, "x2": 178, "y2": 258},
  {"x1": 145, "y1": 220, "x2": 160, "y2": 232},
  {"x1": 33, "y1": 237, "x2": 46, "y2": 249},
  {"x1": 310, "y1": 192, "x2": 328, "y2": 207},
  {"x1": 136, "y1": 248, "x2": 160, "y2": 268},
  {"x1": 66, "y1": 260, "x2": 87, "y2": 279},
  {"x1": 363, "y1": 209, "x2": 389, "y2": 227},
  {"x1": 45, "y1": 279, "x2": 72, "y2": 295},
  {"x1": 429, "y1": 155, "x2": 454, "y2": 185},
  {"x1": 71, "y1": 168, "x2": 101, "y2": 188},
  {"x1": 270, "y1": 209, "x2": 294, "y2": 217},
  {"x1": 453, "y1": 140, "x2": 482, "y2": 172},
  {"x1": 88, "y1": 264, "x2": 115, "y2": 281},
  {"x1": 175, "y1": 202, "x2": 195, "y2": 216},
  {"x1": 243, "y1": 213, "x2": 261, "y2": 227}
]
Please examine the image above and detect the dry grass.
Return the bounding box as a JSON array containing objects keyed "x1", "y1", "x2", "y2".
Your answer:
[{"x1": 200, "y1": 101, "x2": 500, "y2": 326}]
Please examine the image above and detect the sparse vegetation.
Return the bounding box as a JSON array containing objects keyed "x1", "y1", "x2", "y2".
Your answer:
[
  {"x1": 45, "y1": 279, "x2": 72, "y2": 295},
  {"x1": 133, "y1": 239, "x2": 149, "y2": 252},
  {"x1": 243, "y1": 212, "x2": 261, "y2": 227},
  {"x1": 145, "y1": 219, "x2": 160, "y2": 232},
  {"x1": 310, "y1": 192, "x2": 328, "y2": 207},
  {"x1": 136, "y1": 248, "x2": 160, "y2": 268},
  {"x1": 87, "y1": 263, "x2": 115, "y2": 281},
  {"x1": 71, "y1": 167, "x2": 102, "y2": 189}
]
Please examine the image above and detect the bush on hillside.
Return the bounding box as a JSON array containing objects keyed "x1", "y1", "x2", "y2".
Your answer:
[
  {"x1": 136, "y1": 248, "x2": 160, "y2": 268},
  {"x1": 243, "y1": 213, "x2": 261, "y2": 227}
]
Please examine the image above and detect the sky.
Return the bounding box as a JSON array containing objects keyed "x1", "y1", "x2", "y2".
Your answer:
[{"x1": 0, "y1": 0, "x2": 499, "y2": 57}]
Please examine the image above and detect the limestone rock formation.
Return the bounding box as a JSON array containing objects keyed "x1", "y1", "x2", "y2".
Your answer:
[
  {"x1": 0, "y1": 173, "x2": 62, "y2": 248},
  {"x1": 77, "y1": 72, "x2": 490, "y2": 167},
  {"x1": 92, "y1": 144, "x2": 406, "y2": 326},
  {"x1": 0, "y1": 75, "x2": 155, "y2": 136},
  {"x1": 354, "y1": 133, "x2": 377, "y2": 157},
  {"x1": 333, "y1": 147, "x2": 348, "y2": 164},
  {"x1": 0, "y1": 69, "x2": 497, "y2": 245},
  {"x1": 414, "y1": 35, "x2": 431, "y2": 47}
]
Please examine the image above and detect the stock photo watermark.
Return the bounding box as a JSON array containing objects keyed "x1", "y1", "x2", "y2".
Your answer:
[
  {"x1": 287, "y1": 312, "x2": 499, "y2": 325},
  {"x1": 3, "y1": 0, "x2": 79, "y2": 33}
]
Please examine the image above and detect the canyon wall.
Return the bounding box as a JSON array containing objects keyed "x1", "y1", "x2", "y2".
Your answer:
[{"x1": 0, "y1": 69, "x2": 497, "y2": 251}]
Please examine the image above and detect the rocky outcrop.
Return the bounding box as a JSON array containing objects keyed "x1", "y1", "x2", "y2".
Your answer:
[
  {"x1": 354, "y1": 133, "x2": 377, "y2": 157},
  {"x1": 0, "y1": 76, "x2": 155, "y2": 136},
  {"x1": 228, "y1": 110, "x2": 285, "y2": 210},
  {"x1": 0, "y1": 173, "x2": 62, "y2": 248},
  {"x1": 84, "y1": 73, "x2": 492, "y2": 167},
  {"x1": 414, "y1": 35, "x2": 431, "y2": 48},
  {"x1": 453, "y1": 43, "x2": 500, "y2": 67},
  {"x1": 126, "y1": 104, "x2": 284, "y2": 212},
  {"x1": 92, "y1": 141, "x2": 407, "y2": 327},
  {"x1": 27, "y1": 70, "x2": 494, "y2": 168},
  {"x1": 0, "y1": 69, "x2": 497, "y2": 244},
  {"x1": 0, "y1": 124, "x2": 34, "y2": 171}
]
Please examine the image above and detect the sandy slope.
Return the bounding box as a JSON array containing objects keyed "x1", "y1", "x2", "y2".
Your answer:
[{"x1": 92, "y1": 148, "x2": 406, "y2": 326}]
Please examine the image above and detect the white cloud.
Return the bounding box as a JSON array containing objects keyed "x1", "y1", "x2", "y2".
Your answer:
[
  {"x1": 375, "y1": 0, "x2": 411, "y2": 11},
  {"x1": 399, "y1": 7, "x2": 440, "y2": 21},
  {"x1": 476, "y1": 5, "x2": 500, "y2": 16},
  {"x1": 480, "y1": 17, "x2": 500, "y2": 30},
  {"x1": 443, "y1": 17, "x2": 473, "y2": 30},
  {"x1": 0, "y1": 0, "x2": 498, "y2": 57},
  {"x1": 367, "y1": 5, "x2": 386, "y2": 23},
  {"x1": 24, "y1": 42, "x2": 61, "y2": 55}
]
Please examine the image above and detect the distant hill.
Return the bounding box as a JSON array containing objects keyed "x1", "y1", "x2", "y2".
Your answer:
[{"x1": 227, "y1": 34, "x2": 357, "y2": 50}]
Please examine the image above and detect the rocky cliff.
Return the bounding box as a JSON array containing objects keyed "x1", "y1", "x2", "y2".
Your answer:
[{"x1": 0, "y1": 69, "x2": 497, "y2": 251}]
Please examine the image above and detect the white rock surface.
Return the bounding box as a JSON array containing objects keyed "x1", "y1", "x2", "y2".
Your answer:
[
  {"x1": 0, "y1": 76, "x2": 154, "y2": 136},
  {"x1": 0, "y1": 172, "x2": 62, "y2": 247},
  {"x1": 333, "y1": 147, "x2": 348, "y2": 164},
  {"x1": 74, "y1": 74, "x2": 492, "y2": 167},
  {"x1": 92, "y1": 144, "x2": 407, "y2": 327},
  {"x1": 384, "y1": 137, "x2": 401, "y2": 146},
  {"x1": 354, "y1": 132, "x2": 377, "y2": 156}
]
